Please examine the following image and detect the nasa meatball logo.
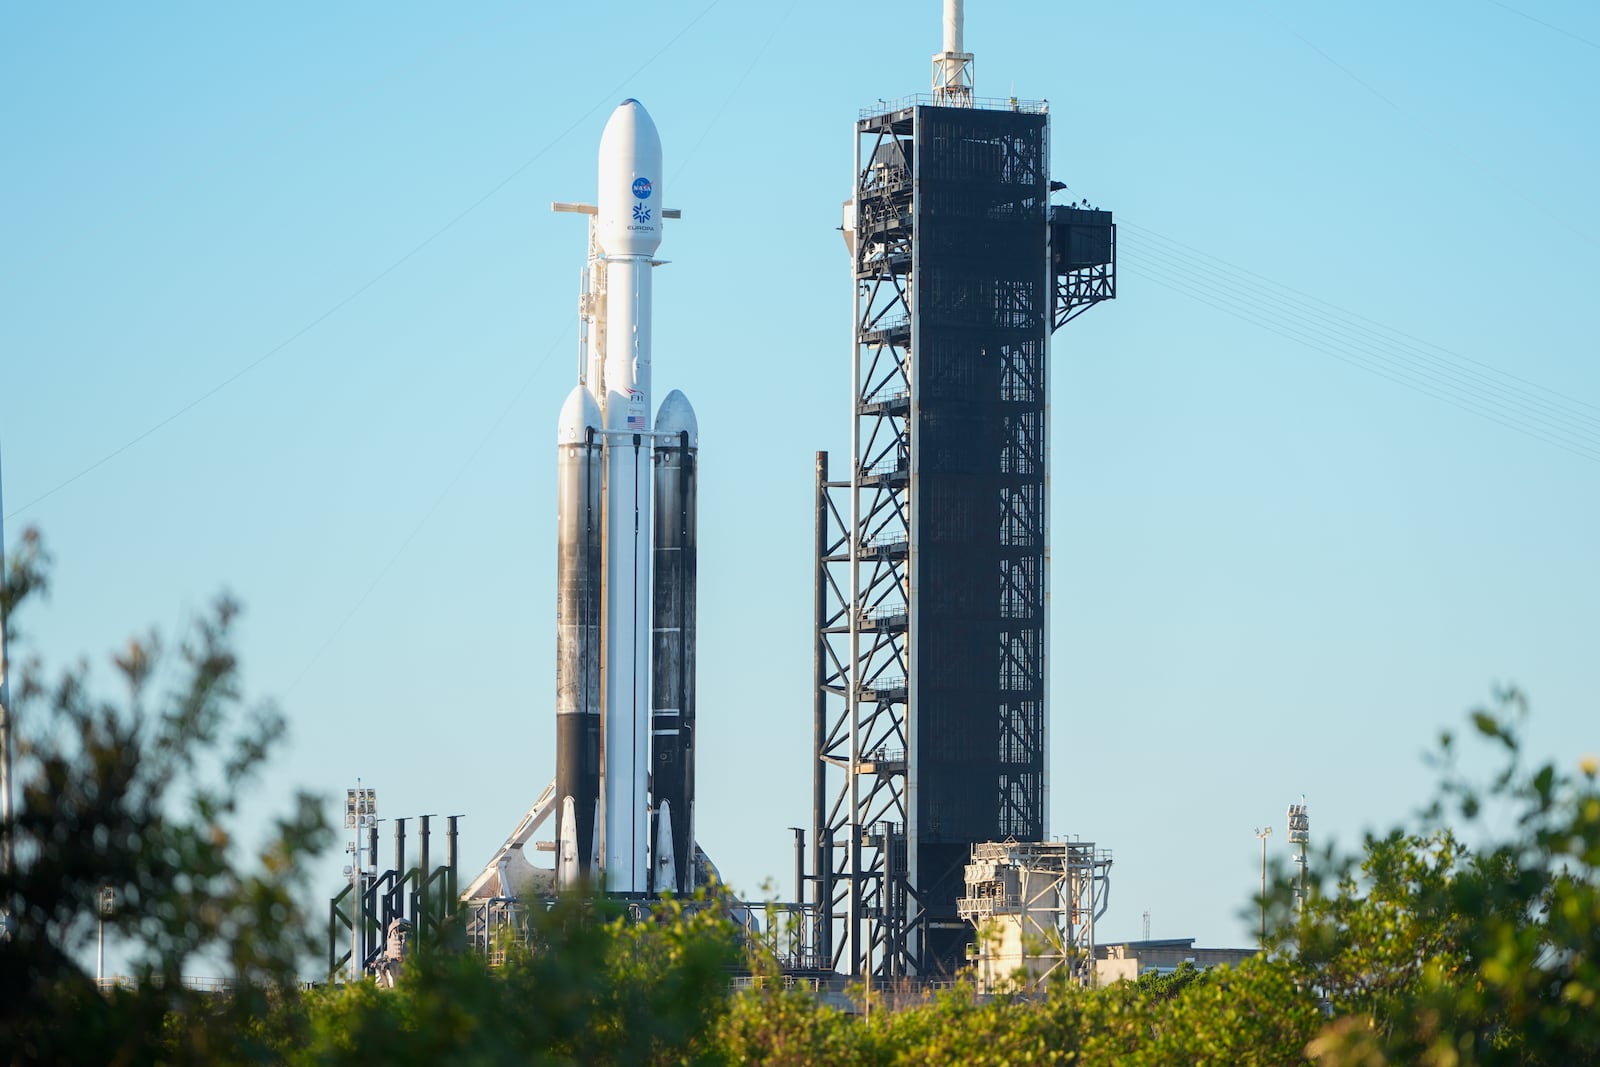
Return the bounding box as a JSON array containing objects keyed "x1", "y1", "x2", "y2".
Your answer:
[{"x1": 632, "y1": 177, "x2": 652, "y2": 200}]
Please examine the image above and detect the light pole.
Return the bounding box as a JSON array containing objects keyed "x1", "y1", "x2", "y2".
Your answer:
[
  {"x1": 345, "y1": 783, "x2": 377, "y2": 982},
  {"x1": 1254, "y1": 825, "x2": 1272, "y2": 950},
  {"x1": 97, "y1": 884, "x2": 114, "y2": 987},
  {"x1": 1288, "y1": 800, "x2": 1310, "y2": 916}
]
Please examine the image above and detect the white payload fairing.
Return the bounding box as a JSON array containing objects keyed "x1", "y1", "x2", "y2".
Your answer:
[{"x1": 554, "y1": 99, "x2": 697, "y2": 897}]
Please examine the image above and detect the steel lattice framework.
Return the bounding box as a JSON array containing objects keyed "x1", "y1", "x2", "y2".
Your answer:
[{"x1": 812, "y1": 98, "x2": 1115, "y2": 980}]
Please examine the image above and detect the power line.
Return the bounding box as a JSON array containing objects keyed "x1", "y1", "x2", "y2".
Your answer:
[
  {"x1": 1121, "y1": 221, "x2": 1600, "y2": 419},
  {"x1": 1118, "y1": 234, "x2": 1600, "y2": 454},
  {"x1": 4, "y1": 0, "x2": 723, "y2": 523},
  {"x1": 285, "y1": 323, "x2": 572, "y2": 695},
  {"x1": 278, "y1": 2, "x2": 749, "y2": 690},
  {"x1": 1114, "y1": 227, "x2": 1600, "y2": 463},
  {"x1": 2, "y1": 1, "x2": 527, "y2": 287},
  {"x1": 1119, "y1": 224, "x2": 1600, "y2": 445},
  {"x1": 1122, "y1": 260, "x2": 1600, "y2": 464},
  {"x1": 673, "y1": 0, "x2": 801, "y2": 183},
  {"x1": 1485, "y1": 0, "x2": 1600, "y2": 51},
  {"x1": 1263, "y1": 6, "x2": 1597, "y2": 251}
]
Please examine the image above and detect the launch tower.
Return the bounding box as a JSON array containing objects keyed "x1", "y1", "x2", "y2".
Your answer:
[{"x1": 812, "y1": 3, "x2": 1116, "y2": 977}]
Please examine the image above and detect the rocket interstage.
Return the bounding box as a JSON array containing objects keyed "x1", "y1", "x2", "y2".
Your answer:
[{"x1": 553, "y1": 99, "x2": 698, "y2": 897}]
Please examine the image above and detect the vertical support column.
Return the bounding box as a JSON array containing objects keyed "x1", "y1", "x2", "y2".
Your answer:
[
  {"x1": 364, "y1": 823, "x2": 378, "y2": 969},
  {"x1": 812, "y1": 451, "x2": 829, "y2": 940},
  {"x1": 792, "y1": 827, "x2": 806, "y2": 906},
  {"x1": 329, "y1": 898, "x2": 341, "y2": 979},
  {"x1": 395, "y1": 818, "x2": 407, "y2": 885},
  {"x1": 447, "y1": 815, "x2": 460, "y2": 906},
  {"x1": 1039, "y1": 119, "x2": 1054, "y2": 842},
  {"x1": 846, "y1": 121, "x2": 865, "y2": 979},
  {"x1": 419, "y1": 814, "x2": 431, "y2": 944},
  {"x1": 391, "y1": 817, "x2": 408, "y2": 933},
  {"x1": 902, "y1": 103, "x2": 923, "y2": 981},
  {"x1": 834, "y1": 109, "x2": 921, "y2": 979}
]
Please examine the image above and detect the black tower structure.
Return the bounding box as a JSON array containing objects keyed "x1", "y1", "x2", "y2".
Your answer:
[{"x1": 811, "y1": 78, "x2": 1115, "y2": 977}]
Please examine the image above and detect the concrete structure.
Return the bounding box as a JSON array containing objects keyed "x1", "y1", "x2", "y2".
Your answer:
[
  {"x1": 957, "y1": 839, "x2": 1111, "y2": 992},
  {"x1": 1094, "y1": 938, "x2": 1257, "y2": 985}
]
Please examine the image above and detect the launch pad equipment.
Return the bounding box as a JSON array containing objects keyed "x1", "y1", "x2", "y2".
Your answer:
[
  {"x1": 813, "y1": 1, "x2": 1116, "y2": 978},
  {"x1": 958, "y1": 840, "x2": 1112, "y2": 992},
  {"x1": 329, "y1": 814, "x2": 460, "y2": 981}
]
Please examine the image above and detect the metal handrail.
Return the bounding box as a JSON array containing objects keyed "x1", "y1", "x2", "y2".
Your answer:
[
  {"x1": 861, "y1": 93, "x2": 1047, "y2": 118},
  {"x1": 957, "y1": 892, "x2": 1024, "y2": 917},
  {"x1": 97, "y1": 974, "x2": 235, "y2": 994},
  {"x1": 863, "y1": 389, "x2": 909, "y2": 407},
  {"x1": 860, "y1": 313, "x2": 910, "y2": 337}
]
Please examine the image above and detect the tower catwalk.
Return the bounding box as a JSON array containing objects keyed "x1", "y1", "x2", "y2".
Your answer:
[{"x1": 813, "y1": 3, "x2": 1116, "y2": 978}]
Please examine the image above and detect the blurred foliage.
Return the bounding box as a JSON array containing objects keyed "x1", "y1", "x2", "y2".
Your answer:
[
  {"x1": 0, "y1": 529, "x2": 332, "y2": 1065},
  {"x1": 4, "y1": 533, "x2": 1598, "y2": 1065},
  {"x1": 716, "y1": 954, "x2": 1323, "y2": 1066},
  {"x1": 1300, "y1": 689, "x2": 1600, "y2": 1067},
  {"x1": 285, "y1": 892, "x2": 742, "y2": 1066}
]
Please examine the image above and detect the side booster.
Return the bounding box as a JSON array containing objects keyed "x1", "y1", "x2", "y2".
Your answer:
[
  {"x1": 554, "y1": 387, "x2": 603, "y2": 889},
  {"x1": 650, "y1": 391, "x2": 697, "y2": 896},
  {"x1": 553, "y1": 99, "x2": 698, "y2": 896}
]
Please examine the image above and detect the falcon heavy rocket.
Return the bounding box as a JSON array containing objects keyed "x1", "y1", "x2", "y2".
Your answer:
[{"x1": 553, "y1": 99, "x2": 697, "y2": 897}]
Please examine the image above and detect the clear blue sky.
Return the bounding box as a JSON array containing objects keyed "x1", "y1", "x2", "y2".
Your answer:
[{"x1": 4, "y1": 1, "x2": 1597, "y2": 955}]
